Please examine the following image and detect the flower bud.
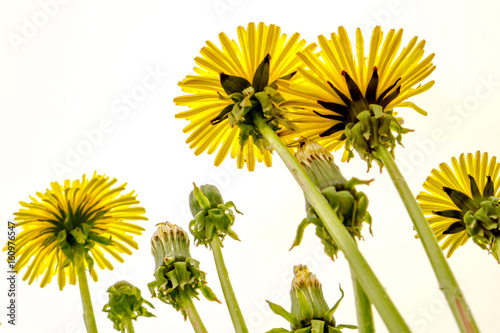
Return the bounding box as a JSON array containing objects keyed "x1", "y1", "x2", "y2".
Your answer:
[
  {"x1": 151, "y1": 222, "x2": 191, "y2": 270},
  {"x1": 266, "y1": 265, "x2": 356, "y2": 332},
  {"x1": 148, "y1": 222, "x2": 219, "y2": 319},
  {"x1": 292, "y1": 140, "x2": 372, "y2": 259},
  {"x1": 103, "y1": 280, "x2": 155, "y2": 332},
  {"x1": 188, "y1": 183, "x2": 242, "y2": 247},
  {"x1": 296, "y1": 140, "x2": 347, "y2": 191}
]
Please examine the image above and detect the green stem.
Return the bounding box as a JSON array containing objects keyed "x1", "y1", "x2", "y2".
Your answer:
[
  {"x1": 76, "y1": 264, "x2": 98, "y2": 333},
  {"x1": 124, "y1": 316, "x2": 135, "y2": 333},
  {"x1": 253, "y1": 114, "x2": 410, "y2": 332},
  {"x1": 210, "y1": 237, "x2": 248, "y2": 333},
  {"x1": 376, "y1": 145, "x2": 479, "y2": 333},
  {"x1": 182, "y1": 292, "x2": 209, "y2": 333},
  {"x1": 350, "y1": 266, "x2": 375, "y2": 333}
]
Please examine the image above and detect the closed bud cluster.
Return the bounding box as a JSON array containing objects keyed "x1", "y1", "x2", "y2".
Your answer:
[
  {"x1": 189, "y1": 183, "x2": 242, "y2": 247},
  {"x1": 148, "y1": 222, "x2": 219, "y2": 319},
  {"x1": 293, "y1": 140, "x2": 373, "y2": 259},
  {"x1": 266, "y1": 265, "x2": 356, "y2": 332},
  {"x1": 102, "y1": 280, "x2": 155, "y2": 332}
]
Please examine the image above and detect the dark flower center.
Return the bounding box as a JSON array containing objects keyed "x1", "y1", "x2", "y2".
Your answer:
[
  {"x1": 315, "y1": 68, "x2": 402, "y2": 138},
  {"x1": 435, "y1": 175, "x2": 497, "y2": 235}
]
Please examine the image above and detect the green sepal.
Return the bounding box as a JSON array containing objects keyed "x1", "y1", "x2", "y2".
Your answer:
[
  {"x1": 211, "y1": 104, "x2": 235, "y2": 125},
  {"x1": 220, "y1": 73, "x2": 251, "y2": 95},
  {"x1": 335, "y1": 324, "x2": 357, "y2": 329},
  {"x1": 311, "y1": 320, "x2": 325, "y2": 333},
  {"x1": 444, "y1": 187, "x2": 477, "y2": 212},
  {"x1": 325, "y1": 285, "x2": 344, "y2": 324},
  {"x1": 88, "y1": 233, "x2": 112, "y2": 246},
  {"x1": 201, "y1": 284, "x2": 221, "y2": 303},
  {"x1": 343, "y1": 104, "x2": 412, "y2": 171},
  {"x1": 266, "y1": 329, "x2": 291, "y2": 333},
  {"x1": 57, "y1": 229, "x2": 67, "y2": 243},
  {"x1": 483, "y1": 176, "x2": 495, "y2": 198},
  {"x1": 290, "y1": 218, "x2": 309, "y2": 251},
  {"x1": 70, "y1": 227, "x2": 87, "y2": 244},
  {"x1": 269, "y1": 71, "x2": 297, "y2": 90},
  {"x1": 296, "y1": 288, "x2": 313, "y2": 324},
  {"x1": 85, "y1": 252, "x2": 94, "y2": 273},
  {"x1": 266, "y1": 300, "x2": 301, "y2": 329},
  {"x1": 252, "y1": 54, "x2": 270, "y2": 92},
  {"x1": 443, "y1": 221, "x2": 466, "y2": 234},
  {"x1": 469, "y1": 175, "x2": 483, "y2": 204}
]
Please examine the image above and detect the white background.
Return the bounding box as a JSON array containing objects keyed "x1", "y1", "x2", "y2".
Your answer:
[{"x1": 2, "y1": 0, "x2": 500, "y2": 332}]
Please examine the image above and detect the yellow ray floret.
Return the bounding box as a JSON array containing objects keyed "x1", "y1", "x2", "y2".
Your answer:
[
  {"x1": 417, "y1": 152, "x2": 500, "y2": 257},
  {"x1": 174, "y1": 22, "x2": 316, "y2": 171},
  {"x1": 279, "y1": 26, "x2": 435, "y2": 151},
  {"x1": 8, "y1": 173, "x2": 147, "y2": 290}
]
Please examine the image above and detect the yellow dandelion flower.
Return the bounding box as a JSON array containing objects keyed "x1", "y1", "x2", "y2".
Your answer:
[
  {"x1": 279, "y1": 26, "x2": 435, "y2": 153},
  {"x1": 174, "y1": 22, "x2": 316, "y2": 171},
  {"x1": 417, "y1": 152, "x2": 500, "y2": 260},
  {"x1": 10, "y1": 173, "x2": 147, "y2": 290}
]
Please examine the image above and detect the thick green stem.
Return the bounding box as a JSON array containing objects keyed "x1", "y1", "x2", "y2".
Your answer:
[
  {"x1": 253, "y1": 114, "x2": 410, "y2": 332},
  {"x1": 76, "y1": 264, "x2": 98, "y2": 333},
  {"x1": 210, "y1": 237, "x2": 248, "y2": 333},
  {"x1": 182, "y1": 293, "x2": 208, "y2": 333},
  {"x1": 124, "y1": 316, "x2": 135, "y2": 333},
  {"x1": 376, "y1": 145, "x2": 479, "y2": 333},
  {"x1": 350, "y1": 266, "x2": 375, "y2": 333}
]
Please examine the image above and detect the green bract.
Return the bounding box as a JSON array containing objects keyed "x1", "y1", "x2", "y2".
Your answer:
[
  {"x1": 267, "y1": 265, "x2": 356, "y2": 333},
  {"x1": 292, "y1": 140, "x2": 372, "y2": 259},
  {"x1": 210, "y1": 55, "x2": 296, "y2": 151},
  {"x1": 189, "y1": 183, "x2": 242, "y2": 247},
  {"x1": 102, "y1": 280, "x2": 155, "y2": 332},
  {"x1": 148, "y1": 222, "x2": 219, "y2": 319},
  {"x1": 343, "y1": 105, "x2": 411, "y2": 170}
]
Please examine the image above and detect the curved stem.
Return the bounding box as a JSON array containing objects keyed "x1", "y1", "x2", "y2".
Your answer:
[
  {"x1": 254, "y1": 114, "x2": 410, "y2": 332},
  {"x1": 182, "y1": 293, "x2": 208, "y2": 333},
  {"x1": 210, "y1": 237, "x2": 248, "y2": 333},
  {"x1": 124, "y1": 316, "x2": 135, "y2": 333},
  {"x1": 376, "y1": 145, "x2": 478, "y2": 333},
  {"x1": 350, "y1": 266, "x2": 375, "y2": 333},
  {"x1": 76, "y1": 264, "x2": 98, "y2": 333}
]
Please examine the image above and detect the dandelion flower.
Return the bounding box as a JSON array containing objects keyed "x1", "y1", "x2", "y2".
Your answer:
[
  {"x1": 279, "y1": 26, "x2": 435, "y2": 162},
  {"x1": 11, "y1": 173, "x2": 147, "y2": 290},
  {"x1": 417, "y1": 152, "x2": 500, "y2": 261},
  {"x1": 174, "y1": 22, "x2": 316, "y2": 171}
]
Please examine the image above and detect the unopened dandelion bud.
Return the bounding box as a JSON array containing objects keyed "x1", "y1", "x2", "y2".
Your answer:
[
  {"x1": 189, "y1": 183, "x2": 242, "y2": 247},
  {"x1": 103, "y1": 280, "x2": 155, "y2": 332},
  {"x1": 292, "y1": 140, "x2": 372, "y2": 259},
  {"x1": 266, "y1": 265, "x2": 356, "y2": 332},
  {"x1": 295, "y1": 140, "x2": 347, "y2": 191},
  {"x1": 148, "y1": 222, "x2": 219, "y2": 319}
]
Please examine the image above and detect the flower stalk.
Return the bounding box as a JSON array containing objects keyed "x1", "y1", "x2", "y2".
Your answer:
[
  {"x1": 253, "y1": 112, "x2": 410, "y2": 332},
  {"x1": 376, "y1": 145, "x2": 478, "y2": 333},
  {"x1": 211, "y1": 237, "x2": 248, "y2": 333},
  {"x1": 350, "y1": 266, "x2": 374, "y2": 333},
  {"x1": 181, "y1": 292, "x2": 209, "y2": 333},
  {"x1": 76, "y1": 256, "x2": 98, "y2": 333},
  {"x1": 189, "y1": 184, "x2": 248, "y2": 333},
  {"x1": 123, "y1": 317, "x2": 134, "y2": 333}
]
